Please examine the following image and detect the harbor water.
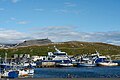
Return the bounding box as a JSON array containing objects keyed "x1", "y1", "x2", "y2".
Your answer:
[
  {"x1": 1, "y1": 61, "x2": 120, "y2": 78},
  {"x1": 34, "y1": 66, "x2": 120, "y2": 78}
]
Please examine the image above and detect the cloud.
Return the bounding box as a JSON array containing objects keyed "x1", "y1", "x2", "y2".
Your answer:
[
  {"x1": 32, "y1": 26, "x2": 120, "y2": 45},
  {"x1": 17, "y1": 21, "x2": 29, "y2": 24},
  {"x1": 54, "y1": 9, "x2": 68, "y2": 14},
  {"x1": 64, "y1": 2, "x2": 76, "y2": 7},
  {"x1": 54, "y1": 9, "x2": 80, "y2": 14},
  {"x1": 34, "y1": 8, "x2": 44, "y2": 11},
  {"x1": 0, "y1": 28, "x2": 33, "y2": 43},
  {"x1": 0, "y1": 0, "x2": 20, "y2": 3},
  {"x1": 0, "y1": 27, "x2": 120, "y2": 45},
  {"x1": 11, "y1": 0, "x2": 20, "y2": 3},
  {"x1": 0, "y1": 17, "x2": 29, "y2": 25}
]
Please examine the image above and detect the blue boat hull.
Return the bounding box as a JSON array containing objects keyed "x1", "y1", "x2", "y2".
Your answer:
[
  {"x1": 8, "y1": 71, "x2": 19, "y2": 78},
  {"x1": 0, "y1": 64, "x2": 11, "y2": 69},
  {"x1": 77, "y1": 63, "x2": 96, "y2": 67}
]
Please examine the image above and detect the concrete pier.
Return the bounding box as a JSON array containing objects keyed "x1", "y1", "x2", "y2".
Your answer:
[{"x1": 37, "y1": 62, "x2": 56, "y2": 68}]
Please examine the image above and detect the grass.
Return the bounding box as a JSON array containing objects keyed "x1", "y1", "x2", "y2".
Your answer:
[{"x1": 0, "y1": 41, "x2": 120, "y2": 60}]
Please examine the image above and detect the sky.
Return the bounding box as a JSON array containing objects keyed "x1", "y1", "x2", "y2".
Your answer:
[{"x1": 0, "y1": 0, "x2": 120, "y2": 45}]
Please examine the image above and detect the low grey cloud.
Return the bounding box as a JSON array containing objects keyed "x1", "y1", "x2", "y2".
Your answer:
[
  {"x1": 0, "y1": 27, "x2": 120, "y2": 45},
  {"x1": 32, "y1": 26, "x2": 120, "y2": 45},
  {"x1": 17, "y1": 21, "x2": 29, "y2": 24},
  {"x1": 0, "y1": 28, "x2": 33, "y2": 43}
]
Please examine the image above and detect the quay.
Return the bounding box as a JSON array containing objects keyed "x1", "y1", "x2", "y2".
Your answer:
[{"x1": 37, "y1": 61, "x2": 56, "y2": 68}]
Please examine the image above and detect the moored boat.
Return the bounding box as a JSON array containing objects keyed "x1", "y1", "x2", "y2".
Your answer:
[
  {"x1": 98, "y1": 62, "x2": 118, "y2": 66},
  {"x1": 1, "y1": 68, "x2": 19, "y2": 78},
  {"x1": 18, "y1": 64, "x2": 34, "y2": 77},
  {"x1": 22, "y1": 62, "x2": 36, "y2": 68},
  {"x1": 97, "y1": 56, "x2": 118, "y2": 66},
  {"x1": 76, "y1": 59, "x2": 96, "y2": 67},
  {"x1": 36, "y1": 46, "x2": 72, "y2": 67},
  {"x1": 57, "y1": 63, "x2": 73, "y2": 67},
  {"x1": 56, "y1": 60, "x2": 73, "y2": 67},
  {"x1": 77, "y1": 62, "x2": 96, "y2": 67}
]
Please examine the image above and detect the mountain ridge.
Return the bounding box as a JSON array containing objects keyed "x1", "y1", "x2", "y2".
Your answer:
[{"x1": 0, "y1": 39, "x2": 120, "y2": 60}]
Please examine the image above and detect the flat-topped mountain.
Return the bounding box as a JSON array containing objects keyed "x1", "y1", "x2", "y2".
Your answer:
[{"x1": 16, "y1": 38, "x2": 53, "y2": 46}]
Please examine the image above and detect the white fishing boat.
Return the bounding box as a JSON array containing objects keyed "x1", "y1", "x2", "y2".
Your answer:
[
  {"x1": 56, "y1": 60, "x2": 73, "y2": 67},
  {"x1": 18, "y1": 69, "x2": 28, "y2": 77},
  {"x1": 57, "y1": 63, "x2": 73, "y2": 67},
  {"x1": 23, "y1": 62, "x2": 36, "y2": 67},
  {"x1": 98, "y1": 56, "x2": 118, "y2": 66},
  {"x1": 77, "y1": 56, "x2": 96, "y2": 67},
  {"x1": 47, "y1": 46, "x2": 71, "y2": 61},
  {"x1": 38, "y1": 46, "x2": 73, "y2": 67},
  {"x1": 77, "y1": 60, "x2": 96, "y2": 67},
  {"x1": 18, "y1": 68, "x2": 34, "y2": 77},
  {"x1": 98, "y1": 62, "x2": 118, "y2": 66},
  {"x1": 18, "y1": 64, "x2": 34, "y2": 77},
  {"x1": 27, "y1": 68, "x2": 34, "y2": 76}
]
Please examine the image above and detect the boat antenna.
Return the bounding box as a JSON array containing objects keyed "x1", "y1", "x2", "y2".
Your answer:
[
  {"x1": 5, "y1": 52, "x2": 7, "y2": 63},
  {"x1": 95, "y1": 49, "x2": 99, "y2": 57},
  {"x1": 54, "y1": 46, "x2": 61, "y2": 52}
]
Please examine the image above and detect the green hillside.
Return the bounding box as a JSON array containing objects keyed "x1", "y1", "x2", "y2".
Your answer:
[{"x1": 0, "y1": 41, "x2": 120, "y2": 60}]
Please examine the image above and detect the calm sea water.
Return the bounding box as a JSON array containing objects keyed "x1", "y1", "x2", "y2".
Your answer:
[
  {"x1": 34, "y1": 66, "x2": 120, "y2": 78},
  {"x1": 33, "y1": 60, "x2": 120, "y2": 78}
]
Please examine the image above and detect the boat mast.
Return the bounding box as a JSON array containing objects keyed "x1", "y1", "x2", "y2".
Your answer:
[{"x1": 5, "y1": 52, "x2": 7, "y2": 63}]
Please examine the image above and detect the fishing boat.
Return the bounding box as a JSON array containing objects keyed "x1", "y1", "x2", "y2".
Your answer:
[
  {"x1": 37, "y1": 46, "x2": 73, "y2": 67},
  {"x1": 98, "y1": 62, "x2": 118, "y2": 66},
  {"x1": 18, "y1": 69, "x2": 28, "y2": 77},
  {"x1": 22, "y1": 61, "x2": 36, "y2": 67},
  {"x1": 18, "y1": 64, "x2": 34, "y2": 77},
  {"x1": 0, "y1": 62, "x2": 11, "y2": 69},
  {"x1": 25, "y1": 64, "x2": 34, "y2": 76},
  {"x1": 1, "y1": 69, "x2": 19, "y2": 78},
  {"x1": 57, "y1": 63, "x2": 73, "y2": 67},
  {"x1": 77, "y1": 60, "x2": 96, "y2": 67},
  {"x1": 98, "y1": 56, "x2": 118, "y2": 66},
  {"x1": 56, "y1": 60, "x2": 73, "y2": 67},
  {"x1": 76, "y1": 55, "x2": 96, "y2": 67},
  {"x1": 1, "y1": 53, "x2": 19, "y2": 78},
  {"x1": 76, "y1": 50, "x2": 108, "y2": 67},
  {"x1": 1, "y1": 62, "x2": 19, "y2": 78},
  {"x1": 18, "y1": 68, "x2": 34, "y2": 77},
  {"x1": 0, "y1": 53, "x2": 12, "y2": 69}
]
